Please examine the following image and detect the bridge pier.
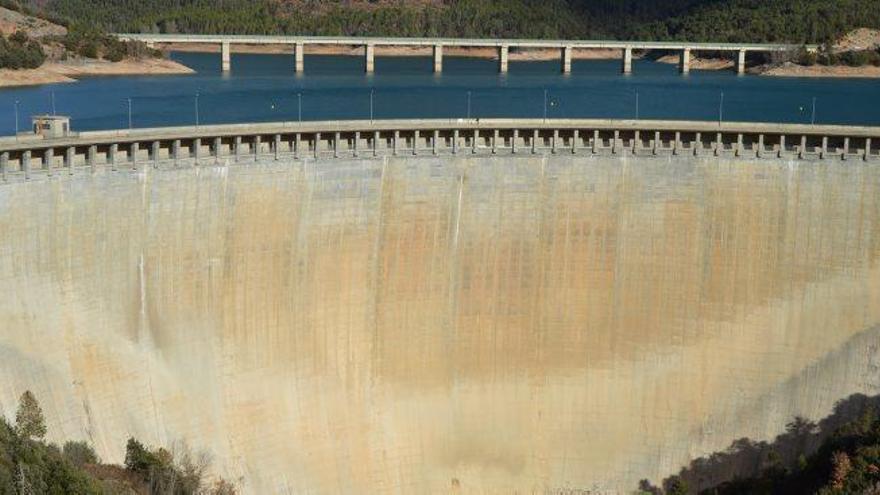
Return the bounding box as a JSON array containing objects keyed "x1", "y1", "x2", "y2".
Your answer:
[
  {"x1": 680, "y1": 48, "x2": 690, "y2": 74},
  {"x1": 221, "y1": 41, "x2": 231, "y2": 72},
  {"x1": 737, "y1": 49, "x2": 746, "y2": 74},
  {"x1": 561, "y1": 46, "x2": 572, "y2": 74},
  {"x1": 295, "y1": 42, "x2": 304, "y2": 72},
  {"x1": 365, "y1": 44, "x2": 375, "y2": 73},
  {"x1": 498, "y1": 45, "x2": 509, "y2": 73},
  {"x1": 433, "y1": 45, "x2": 443, "y2": 73},
  {"x1": 622, "y1": 46, "x2": 632, "y2": 74}
]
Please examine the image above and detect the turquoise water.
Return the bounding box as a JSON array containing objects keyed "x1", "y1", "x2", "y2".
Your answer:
[{"x1": 0, "y1": 51, "x2": 879, "y2": 135}]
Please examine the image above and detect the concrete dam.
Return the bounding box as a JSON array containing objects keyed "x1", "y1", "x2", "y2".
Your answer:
[{"x1": 0, "y1": 120, "x2": 879, "y2": 494}]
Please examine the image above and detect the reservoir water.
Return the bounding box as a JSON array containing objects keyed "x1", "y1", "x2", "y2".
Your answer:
[{"x1": 1, "y1": 51, "x2": 879, "y2": 135}]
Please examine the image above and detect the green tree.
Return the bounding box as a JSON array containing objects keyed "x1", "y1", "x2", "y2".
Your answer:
[{"x1": 15, "y1": 390, "x2": 46, "y2": 441}]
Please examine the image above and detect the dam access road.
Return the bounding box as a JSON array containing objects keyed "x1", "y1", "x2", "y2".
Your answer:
[{"x1": 0, "y1": 118, "x2": 879, "y2": 494}]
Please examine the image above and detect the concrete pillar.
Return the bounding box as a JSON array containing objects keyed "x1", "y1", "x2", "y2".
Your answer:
[
  {"x1": 108, "y1": 144, "x2": 117, "y2": 170},
  {"x1": 693, "y1": 133, "x2": 701, "y2": 155},
  {"x1": 778, "y1": 135, "x2": 786, "y2": 158},
  {"x1": 453, "y1": 130, "x2": 459, "y2": 154},
  {"x1": 43, "y1": 148, "x2": 53, "y2": 172},
  {"x1": 737, "y1": 49, "x2": 746, "y2": 74},
  {"x1": 433, "y1": 45, "x2": 443, "y2": 73},
  {"x1": 0, "y1": 151, "x2": 7, "y2": 181},
  {"x1": 275, "y1": 134, "x2": 282, "y2": 160},
  {"x1": 736, "y1": 134, "x2": 743, "y2": 157},
  {"x1": 471, "y1": 130, "x2": 478, "y2": 154},
  {"x1": 680, "y1": 48, "x2": 690, "y2": 74},
  {"x1": 757, "y1": 134, "x2": 764, "y2": 158},
  {"x1": 254, "y1": 135, "x2": 261, "y2": 159},
  {"x1": 433, "y1": 130, "x2": 439, "y2": 155},
  {"x1": 22, "y1": 151, "x2": 30, "y2": 180},
  {"x1": 334, "y1": 132, "x2": 340, "y2": 158},
  {"x1": 799, "y1": 135, "x2": 807, "y2": 159},
  {"x1": 192, "y1": 138, "x2": 201, "y2": 163},
  {"x1": 65, "y1": 146, "x2": 75, "y2": 172},
  {"x1": 365, "y1": 44, "x2": 375, "y2": 73},
  {"x1": 592, "y1": 130, "x2": 599, "y2": 153},
  {"x1": 633, "y1": 131, "x2": 640, "y2": 154},
  {"x1": 622, "y1": 46, "x2": 633, "y2": 74},
  {"x1": 673, "y1": 132, "x2": 681, "y2": 155},
  {"x1": 172, "y1": 140, "x2": 180, "y2": 166},
  {"x1": 715, "y1": 133, "x2": 722, "y2": 156},
  {"x1": 866, "y1": 138, "x2": 872, "y2": 161},
  {"x1": 151, "y1": 141, "x2": 159, "y2": 167},
  {"x1": 551, "y1": 129, "x2": 558, "y2": 154},
  {"x1": 572, "y1": 130, "x2": 579, "y2": 154},
  {"x1": 532, "y1": 129, "x2": 538, "y2": 154},
  {"x1": 213, "y1": 137, "x2": 222, "y2": 163},
  {"x1": 372, "y1": 131, "x2": 379, "y2": 156},
  {"x1": 314, "y1": 133, "x2": 321, "y2": 159},
  {"x1": 393, "y1": 131, "x2": 399, "y2": 156},
  {"x1": 130, "y1": 143, "x2": 139, "y2": 169},
  {"x1": 295, "y1": 42, "x2": 304, "y2": 72},
  {"x1": 294, "y1": 134, "x2": 301, "y2": 159},
  {"x1": 653, "y1": 131, "x2": 660, "y2": 155},
  {"x1": 561, "y1": 46, "x2": 572, "y2": 74},
  {"x1": 498, "y1": 45, "x2": 509, "y2": 73},
  {"x1": 414, "y1": 130, "x2": 420, "y2": 155},
  {"x1": 512, "y1": 129, "x2": 518, "y2": 154},
  {"x1": 821, "y1": 136, "x2": 828, "y2": 159},
  {"x1": 221, "y1": 41, "x2": 231, "y2": 72},
  {"x1": 234, "y1": 136, "x2": 241, "y2": 161},
  {"x1": 88, "y1": 145, "x2": 97, "y2": 171}
]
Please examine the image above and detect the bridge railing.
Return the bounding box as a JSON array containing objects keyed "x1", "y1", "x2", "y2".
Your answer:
[{"x1": 0, "y1": 119, "x2": 876, "y2": 182}]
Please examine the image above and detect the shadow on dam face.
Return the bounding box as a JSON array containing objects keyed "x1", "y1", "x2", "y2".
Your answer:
[{"x1": 0, "y1": 153, "x2": 879, "y2": 493}]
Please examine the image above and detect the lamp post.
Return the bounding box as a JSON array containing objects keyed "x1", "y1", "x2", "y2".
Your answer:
[
  {"x1": 14, "y1": 100, "x2": 19, "y2": 136},
  {"x1": 51, "y1": 91, "x2": 56, "y2": 115},
  {"x1": 370, "y1": 89, "x2": 374, "y2": 123},
  {"x1": 543, "y1": 89, "x2": 548, "y2": 122},
  {"x1": 811, "y1": 96, "x2": 816, "y2": 125},
  {"x1": 467, "y1": 91, "x2": 471, "y2": 119},
  {"x1": 127, "y1": 98, "x2": 132, "y2": 130},
  {"x1": 194, "y1": 92, "x2": 200, "y2": 127},
  {"x1": 297, "y1": 93, "x2": 302, "y2": 122},
  {"x1": 719, "y1": 91, "x2": 724, "y2": 124}
]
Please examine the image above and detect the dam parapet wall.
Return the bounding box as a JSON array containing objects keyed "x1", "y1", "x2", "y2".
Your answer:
[{"x1": 0, "y1": 118, "x2": 878, "y2": 183}]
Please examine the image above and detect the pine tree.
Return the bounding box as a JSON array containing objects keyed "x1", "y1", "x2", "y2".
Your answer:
[{"x1": 15, "y1": 390, "x2": 47, "y2": 441}]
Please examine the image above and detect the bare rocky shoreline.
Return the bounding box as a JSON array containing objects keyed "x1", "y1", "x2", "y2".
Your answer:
[{"x1": 0, "y1": 58, "x2": 194, "y2": 87}]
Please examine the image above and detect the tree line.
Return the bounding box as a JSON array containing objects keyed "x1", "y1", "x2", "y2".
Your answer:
[
  {"x1": 1, "y1": 390, "x2": 236, "y2": 494},
  {"x1": 17, "y1": 0, "x2": 880, "y2": 44}
]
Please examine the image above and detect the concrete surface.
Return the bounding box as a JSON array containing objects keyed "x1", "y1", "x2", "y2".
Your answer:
[{"x1": 0, "y1": 152, "x2": 878, "y2": 494}]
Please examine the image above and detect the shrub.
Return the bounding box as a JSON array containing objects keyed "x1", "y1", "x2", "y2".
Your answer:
[{"x1": 63, "y1": 441, "x2": 100, "y2": 466}]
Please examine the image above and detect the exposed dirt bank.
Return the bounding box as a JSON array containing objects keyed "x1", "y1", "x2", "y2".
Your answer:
[
  {"x1": 753, "y1": 61, "x2": 880, "y2": 78},
  {"x1": 0, "y1": 58, "x2": 194, "y2": 87},
  {"x1": 654, "y1": 53, "x2": 734, "y2": 70}
]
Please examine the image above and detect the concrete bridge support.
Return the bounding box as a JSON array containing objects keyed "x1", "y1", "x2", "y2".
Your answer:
[
  {"x1": 433, "y1": 45, "x2": 443, "y2": 73},
  {"x1": 737, "y1": 49, "x2": 746, "y2": 74},
  {"x1": 562, "y1": 46, "x2": 572, "y2": 74},
  {"x1": 680, "y1": 48, "x2": 690, "y2": 74},
  {"x1": 499, "y1": 45, "x2": 509, "y2": 73},
  {"x1": 365, "y1": 44, "x2": 375, "y2": 73},
  {"x1": 295, "y1": 42, "x2": 304, "y2": 72},
  {"x1": 221, "y1": 41, "x2": 231, "y2": 72},
  {"x1": 622, "y1": 46, "x2": 633, "y2": 74}
]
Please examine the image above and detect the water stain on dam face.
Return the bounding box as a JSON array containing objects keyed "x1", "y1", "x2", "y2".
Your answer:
[{"x1": 0, "y1": 153, "x2": 879, "y2": 493}]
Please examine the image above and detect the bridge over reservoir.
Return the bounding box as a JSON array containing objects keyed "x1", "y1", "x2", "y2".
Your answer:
[
  {"x1": 117, "y1": 34, "x2": 814, "y2": 75},
  {"x1": 1, "y1": 118, "x2": 878, "y2": 494}
]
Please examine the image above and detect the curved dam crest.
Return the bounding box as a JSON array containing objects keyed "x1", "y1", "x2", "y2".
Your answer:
[{"x1": 0, "y1": 151, "x2": 879, "y2": 493}]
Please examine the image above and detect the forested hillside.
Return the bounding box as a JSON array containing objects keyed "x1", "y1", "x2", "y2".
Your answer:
[{"x1": 8, "y1": 0, "x2": 880, "y2": 43}]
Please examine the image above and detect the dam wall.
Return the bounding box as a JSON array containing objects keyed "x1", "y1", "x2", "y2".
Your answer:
[{"x1": 0, "y1": 124, "x2": 879, "y2": 493}]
